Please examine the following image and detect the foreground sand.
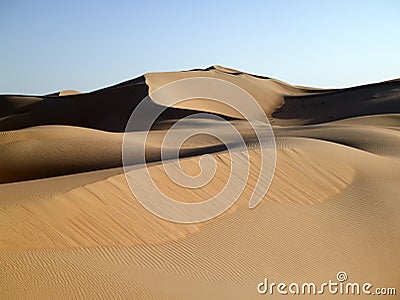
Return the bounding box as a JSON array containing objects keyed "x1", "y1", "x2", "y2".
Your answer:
[{"x1": 0, "y1": 66, "x2": 399, "y2": 299}]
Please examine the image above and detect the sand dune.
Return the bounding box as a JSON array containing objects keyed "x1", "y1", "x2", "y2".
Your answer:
[{"x1": 0, "y1": 66, "x2": 399, "y2": 299}]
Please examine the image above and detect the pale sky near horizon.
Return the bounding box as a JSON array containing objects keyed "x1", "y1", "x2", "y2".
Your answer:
[{"x1": 1, "y1": 0, "x2": 399, "y2": 94}]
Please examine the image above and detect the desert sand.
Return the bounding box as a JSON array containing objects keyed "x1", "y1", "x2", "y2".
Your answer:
[{"x1": 0, "y1": 66, "x2": 399, "y2": 299}]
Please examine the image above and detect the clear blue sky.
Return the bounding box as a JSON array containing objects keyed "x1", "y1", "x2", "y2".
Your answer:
[{"x1": 1, "y1": 0, "x2": 399, "y2": 94}]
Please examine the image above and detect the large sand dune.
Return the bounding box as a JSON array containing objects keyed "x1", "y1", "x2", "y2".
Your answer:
[{"x1": 1, "y1": 66, "x2": 399, "y2": 299}]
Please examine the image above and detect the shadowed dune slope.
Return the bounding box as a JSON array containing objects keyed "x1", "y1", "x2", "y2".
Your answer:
[
  {"x1": 272, "y1": 79, "x2": 400, "y2": 125},
  {"x1": 0, "y1": 76, "x2": 149, "y2": 132},
  {"x1": 1, "y1": 66, "x2": 399, "y2": 131}
]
